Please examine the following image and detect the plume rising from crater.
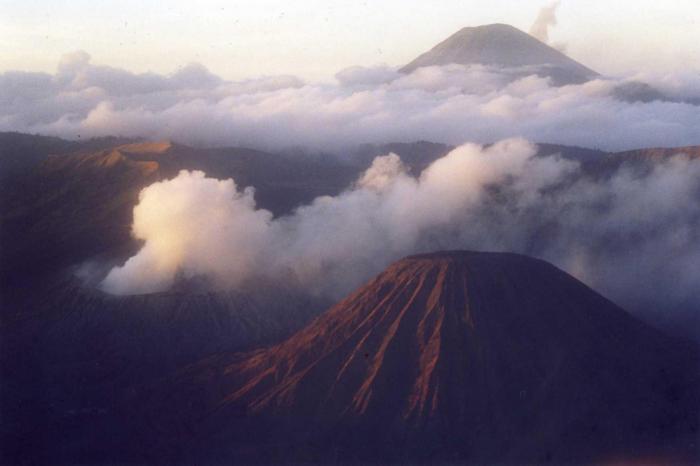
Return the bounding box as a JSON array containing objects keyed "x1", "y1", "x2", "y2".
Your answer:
[{"x1": 101, "y1": 139, "x2": 700, "y2": 338}]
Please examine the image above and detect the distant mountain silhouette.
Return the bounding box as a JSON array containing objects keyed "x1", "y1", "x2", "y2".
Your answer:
[
  {"x1": 400, "y1": 24, "x2": 598, "y2": 85},
  {"x1": 0, "y1": 131, "x2": 135, "y2": 181},
  {"x1": 399, "y1": 24, "x2": 700, "y2": 105},
  {"x1": 136, "y1": 251, "x2": 699, "y2": 463}
]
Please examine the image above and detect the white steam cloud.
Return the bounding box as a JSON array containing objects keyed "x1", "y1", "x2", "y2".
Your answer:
[
  {"x1": 101, "y1": 172, "x2": 272, "y2": 295},
  {"x1": 529, "y1": 2, "x2": 561, "y2": 44},
  {"x1": 101, "y1": 139, "x2": 700, "y2": 338},
  {"x1": 101, "y1": 139, "x2": 564, "y2": 295},
  {"x1": 1, "y1": 52, "x2": 700, "y2": 152}
]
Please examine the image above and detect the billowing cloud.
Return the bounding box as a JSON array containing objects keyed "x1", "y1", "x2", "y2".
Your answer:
[
  {"x1": 335, "y1": 65, "x2": 400, "y2": 87},
  {"x1": 100, "y1": 139, "x2": 564, "y2": 295},
  {"x1": 626, "y1": 70, "x2": 700, "y2": 104},
  {"x1": 101, "y1": 139, "x2": 700, "y2": 338},
  {"x1": 1, "y1": 52, "x2": 699, "y2": 152},
  {"x1": 101, "y1": 171, "x2": 272, "y2": 295}
]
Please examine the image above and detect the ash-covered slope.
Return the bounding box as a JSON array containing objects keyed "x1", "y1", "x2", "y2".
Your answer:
[
  {"x1": 0, "y1": 272, "x2": 330, "y2": 464},
  {"x1": 141, "y1": 251, "x2": 699, "y2": 463},
  {"x1": 400, "y1": 24, "x2": 598, "y2": 85}
]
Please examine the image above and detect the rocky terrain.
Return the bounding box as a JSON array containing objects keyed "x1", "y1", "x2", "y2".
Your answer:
[{"x1": 0, "y1": 272, "x2": 330, "y2": 463}]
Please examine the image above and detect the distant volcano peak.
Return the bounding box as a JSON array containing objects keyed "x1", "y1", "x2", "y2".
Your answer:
[
  {"x1": 400, "y1": 24, "x2": 598, "y2": 85},
  {"x1": 457, "y1": 23, "x2": 527, "y2": 34}
]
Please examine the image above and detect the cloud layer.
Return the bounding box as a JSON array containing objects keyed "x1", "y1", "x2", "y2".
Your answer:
[
  {"x1": 101, "y1": 139, "x2": 700, "y2": 337},
  {"x1": 1, "y1": 52, "x2": 699, "y2": 152}
]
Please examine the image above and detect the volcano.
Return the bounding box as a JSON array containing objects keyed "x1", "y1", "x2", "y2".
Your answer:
[
  {"x1": 137, "y1": 251, "x2": 699, "y2": 463},
  {"x1": 400, "y1": 24, "x2": 598, "y2": 85}
]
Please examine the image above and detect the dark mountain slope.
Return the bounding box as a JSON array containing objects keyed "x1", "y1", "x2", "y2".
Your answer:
[
  {"x1": 582, "y1": 145, "x2": 700, "y2": 178},
  {"x1": 0, "y1": 273, "x2": 329, "y2": 464},
  {"x1": 0, "y1": 140, "x2": 356, "y2": 289},
  {"x1": 137, "y1": 251, "x2": 699, "y2": 463},
  {"x1": 0, "y1": 131, "x2": 135, "y2": 181},
  {"x1": 611, "y1": 145, "x2": 700, "y2": 163},
  {"x1": 352, "y1": 140, "x2": 454, "y2": 174}
]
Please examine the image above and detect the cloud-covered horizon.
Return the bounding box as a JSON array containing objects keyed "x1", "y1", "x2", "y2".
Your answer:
[
  {"x1": 1, "y1": 51, "x2": 700, "y2": 153},
  {"x1": 101, "y1": 139, "x2": 700, "y2": 338}
]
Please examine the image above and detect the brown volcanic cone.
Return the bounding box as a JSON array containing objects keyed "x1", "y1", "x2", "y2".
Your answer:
[{"x1": 139, "y1": 251, "x2": 699, "y2": 463}]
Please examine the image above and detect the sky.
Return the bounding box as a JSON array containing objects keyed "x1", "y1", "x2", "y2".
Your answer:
[{"x1": 1, "y1": 0, "x2": 699, "y2": 81}]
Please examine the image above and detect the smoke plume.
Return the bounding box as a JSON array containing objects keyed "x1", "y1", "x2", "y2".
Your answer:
[
  {"x1": 529, "y1": 1, "x2": 561, "y2": 44},
  {"x1": 101, "y1": 139, "x2": 700, "y2": 337}
]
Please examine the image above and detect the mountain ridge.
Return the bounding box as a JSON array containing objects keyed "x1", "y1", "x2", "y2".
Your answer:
[{"x1": 400, "y1": 24, "x2": 598, "y2": 85}]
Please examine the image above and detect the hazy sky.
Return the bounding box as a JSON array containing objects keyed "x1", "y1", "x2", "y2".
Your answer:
[{"x1": 1, "y1": 0, "x2": 698, "y2": 80}]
